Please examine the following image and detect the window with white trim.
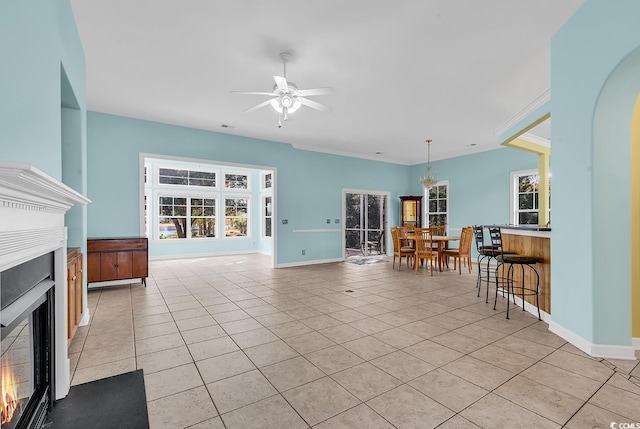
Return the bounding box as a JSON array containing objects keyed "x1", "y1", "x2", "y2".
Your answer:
[
  {"x1": 511, "y1": 169, "x2": 551, "y2": 225},
  {"x1": 158, "y1": 196, "x2": 187, "y2": 239},
  {"x1": 157, "y1": 196, "x2": 217, "y2": 239},
  {"x1": 263, "y1": 172, "x2": 272, "y2": 190},
  {"x1": 159, "y1": 168, "x2": 216, "y2": 187},
  {"x1": 144, "y1": 192, "x2": 149, "y2": 238},
  {"x1": 426, "y1": 182, "x2": 448, "y2": 229},
  {"x1": 224, "y1": 173, "x2": 249, "y2": 189},
  {"x1": 263, "y1": 195, "x2": 272, "y2": 238},
  {"x1": 225, "y1": 198, "x2": 248, "y2": 237},
  {"x1": 190, "y1": 198, "x2": 216, "y2": 238},
  {"x1": 144, "y1": 158, "x2": 260, "y2": 241}
]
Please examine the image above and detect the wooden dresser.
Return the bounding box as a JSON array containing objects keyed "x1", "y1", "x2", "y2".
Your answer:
[
  {"x1": 67, "y1": 247, "x2": 83, "y2": 346},
  {"x1": 87, "y1": 237, "x2": 148, "y2": 286}
]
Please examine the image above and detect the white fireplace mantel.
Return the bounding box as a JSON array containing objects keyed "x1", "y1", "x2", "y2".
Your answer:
[
  {"x1": 0, "y1": 162, "x2": 90, "y2": 271},
  {"x1": 0, "y1": 161, "x2": 90, "y2": 400}
]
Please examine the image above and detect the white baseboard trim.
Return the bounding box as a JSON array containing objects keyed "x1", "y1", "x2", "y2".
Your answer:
[
  {"x1": 149, "y1": 249, "x2": 258, "y2": 261},
  {"x1": 276, "y1": 257, "x2": 343, "y2": 268},
  {"x1": 88, "y1": 279, "x2": 145, "y2": 288},
  {"x1": 549, "y1": 321, "x2": 637, "y2": 360},
  {"x1": 79, "y1": 310, "x2": 90, "y2": 327},
  {"x1": 495, "y1": 287, "x2": 551, "y2": 323}
]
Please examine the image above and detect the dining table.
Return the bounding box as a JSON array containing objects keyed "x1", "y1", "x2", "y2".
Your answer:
[{"x1": 406, "y1": 234, "x2": 460, "y2": 272}]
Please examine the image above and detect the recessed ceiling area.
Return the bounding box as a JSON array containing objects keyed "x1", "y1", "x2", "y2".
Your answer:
[{"x1": 69, "y1": 1, "x2": 583, "y2": 165}]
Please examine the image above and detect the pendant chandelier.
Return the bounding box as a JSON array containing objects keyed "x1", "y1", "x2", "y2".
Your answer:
[{"x1": 420, "y1": 139, "x2": 438, "y2": 188}]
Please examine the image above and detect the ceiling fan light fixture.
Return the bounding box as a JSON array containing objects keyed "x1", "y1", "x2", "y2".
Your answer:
[
  {"x1": 232, "y1": 52, "x2": 331, "y2": 127},
  {"x1": 269, "y1": 97, "x2": 301, "y2": 113},
  {"x1": 281, "y1": 95, "x2": 293, "y2": 108}
]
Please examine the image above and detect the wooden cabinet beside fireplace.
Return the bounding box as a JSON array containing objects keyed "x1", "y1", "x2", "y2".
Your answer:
[
  {"x1": 67, "y1": 247, "x2": 83, "y2": 346},
  {"x1": 87, "y1": 237, "x2": 148, "y2": 286}
]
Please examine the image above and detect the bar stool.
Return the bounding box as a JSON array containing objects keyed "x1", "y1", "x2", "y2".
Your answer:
[
  {"x1": 473, "y1": 225, "x2": 495, "y2": 302},
  {"x1": 474, "y1": 226, "x2": 517, "y2": 303},
  {"x1": 487, "y1": 226, "x2": 541, "y2": 320}
]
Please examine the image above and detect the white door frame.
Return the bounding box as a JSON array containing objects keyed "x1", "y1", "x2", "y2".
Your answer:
[{"x1": 342, "y1": 189, "x2": 391, "y2": 259}]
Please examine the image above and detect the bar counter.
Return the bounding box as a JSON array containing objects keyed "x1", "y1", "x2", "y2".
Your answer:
[{"x1": 490, "y1": 225, "x2": 551, "y2": 315}]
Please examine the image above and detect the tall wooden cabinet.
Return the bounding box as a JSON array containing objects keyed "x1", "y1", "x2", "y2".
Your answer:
[
  {"x1": 87, "y1": 237, "x2": 148, "y2": 286},
  {"x1": 67, "y1": 248, "x2": 83, "y2": 346},
  {"x1": 399, "y1": 196, "x2": 423, "y2": 228}
]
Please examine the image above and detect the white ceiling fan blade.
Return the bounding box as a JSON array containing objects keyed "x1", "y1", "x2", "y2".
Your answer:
[
  {"x1": 243, "y1": 98, "x2": 274, "y2": 113},
  {"x1": 296, "y1": 87, "x2": 333, "y2": 97},
  {"x1": 299, "y1": 97, "x2": 331, "y2": 112},
  {"x1": 231, "y1": 91, "x2": 277, "y2": 96},
  {"x1": 273, "y1": 75, "x2": 289, "y2": 93}
]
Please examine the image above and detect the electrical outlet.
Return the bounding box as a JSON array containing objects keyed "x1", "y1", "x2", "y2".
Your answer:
[
  {"x1": 302, "y1": 249, "x2": 306, "y2": 255},
  {"x1": 326, "y1": 219, "x2": 331, "y2": 224}
]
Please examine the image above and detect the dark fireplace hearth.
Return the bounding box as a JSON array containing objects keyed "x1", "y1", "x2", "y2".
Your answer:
[{"x1": 1, "y1": 253, "x2": 55, "y2": 429}]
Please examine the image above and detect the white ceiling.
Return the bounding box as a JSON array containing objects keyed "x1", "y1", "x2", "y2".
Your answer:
[{"x1": 70, "y1": 0, "x2": 583, "y2": 165}]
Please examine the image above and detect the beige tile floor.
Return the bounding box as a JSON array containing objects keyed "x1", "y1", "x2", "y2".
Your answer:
[{"x1": 68, "y1": 254, "x2": 640, "y2": 429}]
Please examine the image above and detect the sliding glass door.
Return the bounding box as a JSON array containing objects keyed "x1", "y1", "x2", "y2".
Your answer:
[{"x1": 344, "y1": 192, "x2": 388, "y2": 257}]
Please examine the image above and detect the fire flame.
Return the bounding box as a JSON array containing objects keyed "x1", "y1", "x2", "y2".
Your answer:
[{"x1": 1, "y1": 358, "x2": 21, "y2": 424}]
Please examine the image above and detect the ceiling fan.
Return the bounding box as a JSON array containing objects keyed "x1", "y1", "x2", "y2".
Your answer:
[{"x1": 232, "y1": 52, "x2": 332, "y2": 128}]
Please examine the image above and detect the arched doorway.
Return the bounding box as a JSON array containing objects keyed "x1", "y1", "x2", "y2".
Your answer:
[
  {"x1": 592, "y1": 45, "x2": 640, "y2": 352},
  {"x1": 631, "y1": 95, "x2": 640, "y2": 345}
]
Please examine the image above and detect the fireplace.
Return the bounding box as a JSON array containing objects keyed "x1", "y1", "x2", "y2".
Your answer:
[
  {"x1": 0, "y1": 162, "x2": 90, "y2": 426},
  {"x1": 1, "y1": 254, "x2": 55, "y2": 429}
]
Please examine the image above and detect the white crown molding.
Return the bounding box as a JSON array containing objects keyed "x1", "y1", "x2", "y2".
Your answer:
[
  {"x1": 494, "y1": 89, "x2": 551, "y2": 137},
  {"x1": 290, "y1": 143, "x2": 414, "y2": 166},
  {"x1": 519, "y1": 132, "x2": 550, "y2": 147}
]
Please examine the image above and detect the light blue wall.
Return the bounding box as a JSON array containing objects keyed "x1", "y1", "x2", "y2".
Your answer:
[
  {"x1": 0, "y1": 1, "x2": 89, "y2": 316},
  {"x1": 87, "y1": 112, "x2": 411, "y2": 264},
  {"x1": 408, "y1": 148, "x2": 538, "y2": 231},
  {"x1": 0, "y1": 1, "x2": 85, "y2": 179},
  {"x1": 551, "y1": 0, "x2": 640, "y2": 346}
]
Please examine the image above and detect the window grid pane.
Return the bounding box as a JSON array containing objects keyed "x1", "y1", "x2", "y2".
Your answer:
[
  {"x1": 225, "y1": 198, "x2": 248, "y2": 237},
  {"x1": 158, "y1": 196, "x2": 217, "y2": 239},
  {"x1": 427, "y1": 184, "x2": 447, "y2": 227},
  {"x1": 225, "y1": 174, "x2": 248, "y2": 189},
  {"x1": 159, "y1": 168, "x2": 216, "y2": 187},
  {"x1": 515, "y1": 173, "x2": 548, "y2": 225},
  {"x1": 264, "y1": 196, "x2": 272, "y2": 237}
]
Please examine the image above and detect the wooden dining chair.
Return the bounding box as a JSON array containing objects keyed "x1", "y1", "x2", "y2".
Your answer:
[
  {"x1": 414, "y1": 229, "x2": 437, "y2": 275},
  {"x1": 429, "y1": 225, "x2": 446, "y2": 236},
  {"x1": 391, "y1": 227, "x2": 414, "y2": 270},
  {"x1": 442, "y1": 226, "x2": 473, "y2": 274},
  {"x1": 428, "y1": 224, "x2": 446, "y2": 252}
]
